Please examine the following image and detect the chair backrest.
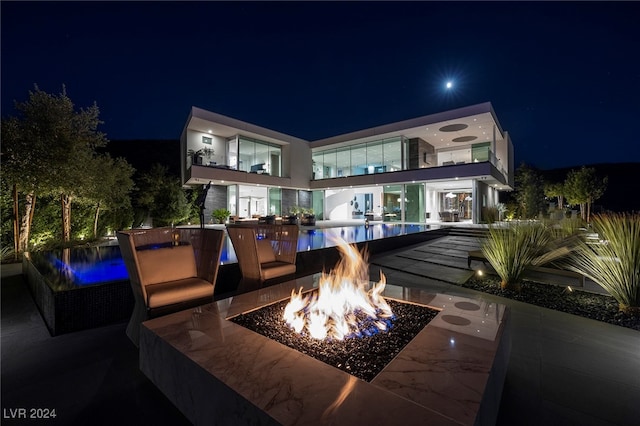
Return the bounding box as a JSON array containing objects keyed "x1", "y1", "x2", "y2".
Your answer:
[
  {"x1": 257, "y1": 223, "x2": 298, "y2": 265},
  {"x1": 226, "y1": 223, "x2": 299, "y2": 282},
  {"x1": 117, "y1": 227, "x2": 225, "y2": 303},
  {"x1": 176, "y1": 228, "x2": 224, "y2": 284},
  {"x1": 226, "y1": 226, "x2": 262, "y2": 282}
]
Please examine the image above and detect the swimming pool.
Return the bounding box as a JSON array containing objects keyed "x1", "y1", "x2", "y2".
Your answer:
[
  {"x1": 225, "y1": 223, "x2": 430, "y2": 263},
  {"x1": 32, "y1": 223, "x2": 431, "y2": 287},
  {"x1": 24, "y1": 223, "x2": 437, "y2": 335}
]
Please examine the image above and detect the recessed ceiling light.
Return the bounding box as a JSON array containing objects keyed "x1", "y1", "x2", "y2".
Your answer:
[{"x1": 208, "y1": 130, "x2": 213, "y2": 134}]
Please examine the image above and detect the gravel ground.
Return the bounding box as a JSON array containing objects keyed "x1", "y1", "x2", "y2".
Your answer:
[{"x1": 462, "y1": 276, "x2": 640, "y2": 331}]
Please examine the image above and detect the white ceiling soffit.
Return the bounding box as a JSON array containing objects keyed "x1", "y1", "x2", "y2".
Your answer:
[
  {"x1": 188, "y1": 103, "x2": 504, "y2": 152},
  {"x1": 311, "y1": 111, "x2": 503, "y2": 152}
]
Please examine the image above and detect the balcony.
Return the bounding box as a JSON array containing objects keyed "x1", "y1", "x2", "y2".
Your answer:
[{"x1": 186, "y1": 162, "x2": 292, "y2": 187}]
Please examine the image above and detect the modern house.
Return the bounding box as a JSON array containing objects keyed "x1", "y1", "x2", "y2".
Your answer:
[{"x1": 180, "y1": 102, "x2": 514, "y2": 224}]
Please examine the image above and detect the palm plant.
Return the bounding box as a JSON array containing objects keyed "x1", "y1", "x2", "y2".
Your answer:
[
  {"x1": 211, "y1": 208, "x2": 231, "y2": 224},
  {"x1": 482, "y1": 222, "x2": 556, "y2": 290},
  {"x1": 565, "y1": 213, "x2": 640, "y2": 314}
]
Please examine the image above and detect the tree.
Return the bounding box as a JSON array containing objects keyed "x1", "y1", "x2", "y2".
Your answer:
[
  {"x1": 80, "y1": 155, "x2": 135, "y2": 237},
  {"x1": 514, "y1": 163, "x2": 547, "y2": 219},
  {"x1": 1, "y1": 86, "x2": 71, "y2": 251},
  {"x1": 134, "y1": 164, "x2": 190, "y2": 227},
  {"x1": 564, "y1": 166, "x2": 608, "y2": 223},
  {"x1": 1, "y1": 85, "x2": 127, "y2": 250},
  {"x1": 44, "y1": 89, "x2": 108, "y2": 242},
  {"x1": 151, "y1": 181, "x2": 190, "y2": 227},
  {"x1": 544, "y1": 181, "x2": 565, "y2": 210}
]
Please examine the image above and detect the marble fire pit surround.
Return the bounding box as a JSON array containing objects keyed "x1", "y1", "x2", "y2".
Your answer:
[{"x1": 140, "y1": 274, "x2": 511, "y2": 425}]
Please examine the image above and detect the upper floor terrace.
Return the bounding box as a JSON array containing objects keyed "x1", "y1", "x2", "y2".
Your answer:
[{"x1": 309, "y1": 102, "x2": 513, "y2": 190}]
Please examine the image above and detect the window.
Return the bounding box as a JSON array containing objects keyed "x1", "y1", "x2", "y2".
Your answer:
[
  {"x1": 311, "y1": 136, "x2": 406, "y2": 180},
  {"x1": 237, "y1": 136, "x2": 282, "y2": 176},
  {"x1": 383, "y1": 138, "x2": 402, "y2": 172},
  {"x1": 404, "y1": 183, "x2": 425, "y2": 222},
  {"x1": 350, "y1": 145, "x2": 367, "y2": 176},
  {"x1": 472, "y1": 142, "x2": 490, "y2": 163},
  {"x1": 336, "y1": 147, "x2": 350, "y2": 178},
  {"x1": 268, "y1": 187, "x2": 282, "y2": 216}
]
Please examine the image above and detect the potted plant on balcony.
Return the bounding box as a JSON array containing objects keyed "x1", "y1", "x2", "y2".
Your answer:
[
  {"x1": 285, "y1": 206, "x2": 300, "y2": 224},
  {"x1": 188, "y1": 147, "x2": 215, "y2": 166},
  {"x1": 211, "y1": 208, "x2": 231, "y2": 224},
  {"x1": 301, "y1": 207, "x2": 316, "y2": 226}
]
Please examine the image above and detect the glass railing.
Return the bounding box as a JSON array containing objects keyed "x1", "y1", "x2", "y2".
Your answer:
[{"x1": 489, "y1": 152, "x2": 508, "y2": 182}]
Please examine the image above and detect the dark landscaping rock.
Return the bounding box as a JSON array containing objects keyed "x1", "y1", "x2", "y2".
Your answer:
[{"x1": 462, "y1": 276, "x2": 640, "y2": 331}]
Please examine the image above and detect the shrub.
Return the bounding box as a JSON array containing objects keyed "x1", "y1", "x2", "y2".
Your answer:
[
  {"x1": 1, "y1": 245, "x2": 16, "y2": 262},
  {"x1": 566, "y1": 213, "x2": 640, "y2": 314},
  {"x1": 482, "y1": 222, "x2": 555, "y2": 290},
  {"x1": 288, "y1": 206, "x2": 301, "y2": 216},
  {"x1": 211, "y1": 208, "x2": 231, "y2": 224}
]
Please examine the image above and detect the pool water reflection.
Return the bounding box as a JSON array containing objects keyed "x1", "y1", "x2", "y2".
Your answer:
[
  {"x1": 224, "y1": 223, "x2": 429, "y2": 263},
  {"x1": 35, "y1": 223, "x2": 430, "y2": 287}
]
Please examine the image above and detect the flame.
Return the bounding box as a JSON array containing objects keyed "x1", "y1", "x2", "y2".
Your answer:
[{"x1": 283, "y1": 239, "x2": 394, "y2": 340}]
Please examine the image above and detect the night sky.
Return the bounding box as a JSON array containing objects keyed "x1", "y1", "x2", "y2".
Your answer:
[{"x1": 2, "y1": 1, "x2": 639, "y2": 170}]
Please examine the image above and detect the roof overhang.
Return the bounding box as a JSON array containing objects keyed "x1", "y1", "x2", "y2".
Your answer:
[
  {"x1": 309, "y1": 102, "x2": 504, "y2": 152},
  {"x1": 184, "y1": 107, "x2": 309, "y2": 146}
]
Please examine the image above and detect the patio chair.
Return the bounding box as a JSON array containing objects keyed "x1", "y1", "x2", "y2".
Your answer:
[
  {"x1": 116, "y1": 227, "x2": 224, "y2": 346},
  {"x1": 226, "y1": 223, "x2": 298, "y2": 286}
]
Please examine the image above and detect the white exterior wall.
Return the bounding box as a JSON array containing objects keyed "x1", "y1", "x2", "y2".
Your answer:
[
  {"x1": 425, "y1": 187, "x2": 439, "y2": 221},
  {"x1": 285, "y1": 138, "x2": 312, "y2": 188},
  {"x1": 323, "y1": 187, "x2": 381, "y2": 220}
]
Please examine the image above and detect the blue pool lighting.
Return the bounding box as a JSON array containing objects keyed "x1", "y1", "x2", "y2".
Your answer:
[{"x1": 36, "y1": 223, "x2": 430, "y2": 287}]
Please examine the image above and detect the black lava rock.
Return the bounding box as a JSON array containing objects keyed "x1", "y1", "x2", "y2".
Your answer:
[
  {"x1": 462, "y1": 277, "x2": 639, "y2": 331},
  {"x1": 230, "y1": 296, "x2": 438, "y2": 382}
]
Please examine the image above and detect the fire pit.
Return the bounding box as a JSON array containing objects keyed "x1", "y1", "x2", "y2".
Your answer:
[
  {"x1": 229, "y1": 242, "x2": 440, "y2": 382},
  {"x1": 139, "y1": 242, "x2": 511, "y2": 425},
  {"x1": 231, "y1": 295, "x2": 438, "y2": 382}
]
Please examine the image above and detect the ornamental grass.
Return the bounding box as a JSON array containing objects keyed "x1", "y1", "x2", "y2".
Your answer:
[
  {"x1": 565, "y1": 213, "x2": 640, "y2": 314},
  {"x1": 481, "y1": 221, "x2": 579, "y2": 291},
  {"x1": 482, "y1": 222, "x2": 556, "y2": 291}
]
